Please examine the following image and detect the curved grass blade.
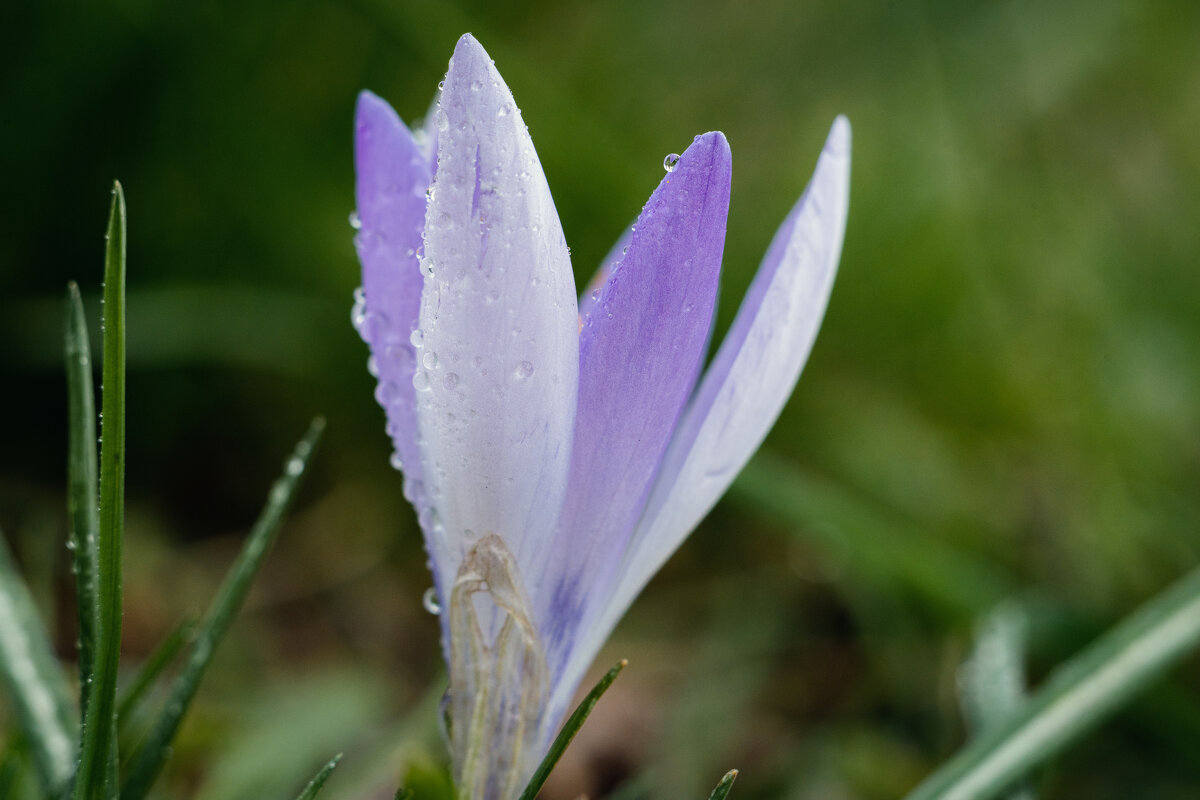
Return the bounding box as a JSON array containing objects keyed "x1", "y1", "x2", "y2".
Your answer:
[
  {"x1": 73, "y1": 180, "x2": 128, "y2": 800},
  {"x1": 120, "y1": 417, "x2": 326, "y2": 800},
  {"x1": 707, "y1": 769, "x2": 738, "y2": 800},
  {"x1": 0, "y1": 532, "x2": 77, "y2": 792},
  {"x1": 66, "y1": 282, "x2": 101, "y2": 719},
  {"x1": 905, "y1": 563, "x2": 1200, "y2": 800},
  {"x1": 516, "y1": 659, "x2": 627, "y2": 800},
  {"x1": 116, "y1": 619, "x2": 193, "y2": 725},
  {"x1": 295, "y1": 754, "x2": 343, "y2": 800}
]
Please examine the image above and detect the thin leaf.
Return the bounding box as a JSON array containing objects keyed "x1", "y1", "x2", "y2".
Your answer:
[
  {"x1": 706, "y1": 769, "x2": 738, "y2": 800},
  {"x1": 65, "y1": 281, "x2": 101, "y2": 718},
  {"x1": 120, "y1": 417, "x2": 326, "y2": 800},
  {"x1": 116, "y1": 619, "x2": 193, "y2": 724},
  {"x1": 515, "y1": 659, "x2": 627, "y2": 800},
  {"x1": 295, "y1": 754, "x2": 343, "y2": 800},
  {"x1": 905, "y1": 563, "x2": 1200, "y2": 800},
  {"x1": 74, "y1": 180, "x2": 128, "y2": 800},
  {"x1": 0, "y1": 532, "x2": 77, "y2": 792}
]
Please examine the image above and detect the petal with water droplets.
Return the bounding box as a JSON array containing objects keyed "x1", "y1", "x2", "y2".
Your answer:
[
  {"x1": 557, "y1": 117, "x2": 851, "y2": 711},
  {"x1": 415, "y1": 34, "x2": 579, "y2": 601},
  {"x1": 354, "y1": 90, "x2": 432, "y2": 507},
  {"x1": 540, "y1": 132, "x2": 732, "y2": 725}
]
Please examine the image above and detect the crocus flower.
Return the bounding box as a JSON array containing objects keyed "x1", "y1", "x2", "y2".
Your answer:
[{"x1": 352, "y1": 33, "x2": 850, "y2": 800}]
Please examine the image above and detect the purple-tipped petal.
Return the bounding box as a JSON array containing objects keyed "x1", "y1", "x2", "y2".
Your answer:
[
  {"x1": 539, "y1": 132, "x2": 732, "y2": 721},
  {"x1": 353, "y1": 90, "x2": 433, "y2": 512},
  {"x1": 415, "y1": 35, "x2": 579, "y2": 598},
  {"x1": 555, "y1": 117, "x2": 851, "y2": 714}
]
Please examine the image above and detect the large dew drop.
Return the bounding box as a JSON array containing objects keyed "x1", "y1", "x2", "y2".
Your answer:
[{"x1": 663, "y1": 153, "x2": 680, "y2": 172}]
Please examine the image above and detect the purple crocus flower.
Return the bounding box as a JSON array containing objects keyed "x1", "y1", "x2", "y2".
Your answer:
[{"x1": 353, "y1": 33, "x2": 850, "y2": 800}]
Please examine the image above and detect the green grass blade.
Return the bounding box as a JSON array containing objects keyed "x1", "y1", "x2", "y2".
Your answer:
[
  {"x1": 706, "y1": 769, "x2": 738, "y2": 800},
  {"x1": 115, "y1": 619, "x2": 193, "y2": 725},
  {"x1": 294, "y1": 754, "x2": 343, "y2": 800},
  {"x1": 74, "y1": 180, "x2": 128, "y2": 800},
  {"x1": 515, "y1": 660, "x2": 626, "y2": 800},
  {"x1": 905, "y1": 564, "x2": 1200, "y2": 800},
  {"x1": 120, "y1": 417, "x2": 326, "y2": 800},
  {"x1": 0, "y1": 532, "x2": 77, "y2": 792},
  {"x1": 65, "y1": 281, "x2": 101, "y2": 719}
]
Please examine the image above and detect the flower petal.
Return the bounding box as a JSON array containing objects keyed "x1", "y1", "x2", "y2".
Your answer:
[
  {"x1": 415, "y1": 35, "x2": 579, "y2": 600},
  {"x1": 353, "y1": 90, "x2": 432, "y2": 508},
  {"x1": 620, "y1": 116, "x2": 851, "y2": 620},
  {"x1": 554, "y1": 117, "x2": 851, "y2": 718},
  {"x1": 539, "y1": 132, "x2": 732, "y2": 720}
]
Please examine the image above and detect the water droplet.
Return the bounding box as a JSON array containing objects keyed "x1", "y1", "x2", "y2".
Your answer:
[
  {"x1": 348, "y1": 210, "x2": 362, "y2": 229},
  {"x1": 422, "y1": 351, "x2": 438, "y2": 370},
  {"x1": 422, "y1": 587, "x2": 441, "y2": 615},
  {"x1": 515, "y1": 360, "x2": 534, "y2": 379},
  {"x1": 285, "y1": 457, "x2": 304, "y2": 476},
  {"x1": 413, "y1": 370, "x2": 431, "y2": 392},
  {"x1": 443, "y1": 372, "x2": 459, "y2": 389},
  {"x1": 420, "y1": 257, "x2": 435, "y2": 278},
  {"x1": 410, "y1": 328, "x2": 425, "y2": 348},
  {"x1": 663, "y1": 153, "x2": 680, "y2": 172},
  {"x1": 590, "y1": 289, "x2": 601, "y2": 301},
  {"x1": 389, "y1": 451, "x2": 404, "y2": 470},
  {"x1": 366, "y1": 355, "x2": 379, "y2": 377}
]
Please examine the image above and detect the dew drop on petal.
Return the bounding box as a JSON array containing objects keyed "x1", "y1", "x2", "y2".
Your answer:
[
  {"x1": 389, "y1": 451, "x2": 404, "y2": 471},
  {"x1": 413, "y1": 370, "x2": 431, "y2": 392},
  {"x1": 422, "y1": 587, "x2": 442, "y2": 615},
  {"x1": 422, "y1": 351, "x2": 438, "y2": 370},
  {"x1": 515, "y1": 360, "x2": 534, "y2": 379},
  {"x1": 410, "y1": 328, "x2": 424, "y2": 348},
  {"x1": 443, "y1": 372, "x2": 459, "y2": 390},
  {"x1": 663, "y1": 153, "x2": 680, "y2": 172},
  {"x1": 348, "y1": 210, "x2": 362, "y2": 229}
]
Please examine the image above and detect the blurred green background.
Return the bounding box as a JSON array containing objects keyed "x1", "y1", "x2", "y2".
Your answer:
[{"x1": 3, "y1": 0, "x2": 1200, "y2": 798}]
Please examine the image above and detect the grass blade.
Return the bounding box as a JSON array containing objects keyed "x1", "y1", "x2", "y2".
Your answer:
[
  {"x1": 516, "y1": 659, "x2": 626, "y2": 800},
  {"x1": 120, "y1": 417, "x2": 326, "y2": 800},
  {"x1": 65, "y1": 281, "x2": 101, "y2": 719},
  {"x1": 295, "y1": 754, "x2": 343, "y2": 800},
  {"x1": 116, "y1": 619, "x2": 193, "y2": 725},
  {"x1": 706, "y1": 769, "x2": 738, "y2": 800},
  {"x1": 905, "y1": 563, "x2": 1200, "y2": 800},
  {"x1": 0, "y1": 531, "x2": 77, "y2": 792},
  {"x1": 74, "y1": 180, "x2": 128, "y2": 800}
]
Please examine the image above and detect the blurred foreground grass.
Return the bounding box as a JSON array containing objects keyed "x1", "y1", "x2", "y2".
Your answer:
[{"x1": 3, "y1": 1, "x2": 1200, "y2": 798}]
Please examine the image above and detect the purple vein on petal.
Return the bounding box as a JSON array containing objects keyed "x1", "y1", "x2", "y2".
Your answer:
[
  {"x1": 416, "y1": 34, "x2": 579, "y2": 603},
  {"x1": 539, "y1": 132, "x2": 732, "y2": 724}
]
